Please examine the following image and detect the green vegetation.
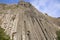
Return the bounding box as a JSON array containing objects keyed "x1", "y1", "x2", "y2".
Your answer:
[
  {"x1": 56, "y1": 30, "x2": 60, "y2": 40},
  {"x1": 0, "y1": 26, "x2": 10, "y2": 40}
]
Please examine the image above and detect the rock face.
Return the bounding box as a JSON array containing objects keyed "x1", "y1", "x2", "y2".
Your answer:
[{"x1": 0, "y1": 2, "x2": 59, "y2": 40}]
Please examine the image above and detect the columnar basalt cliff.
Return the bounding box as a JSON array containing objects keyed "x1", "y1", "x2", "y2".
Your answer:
[{"x1": 0, "y1": 1, "x2": 60, "y2": 40}]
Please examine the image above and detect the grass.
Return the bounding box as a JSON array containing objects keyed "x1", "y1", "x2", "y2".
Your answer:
[
  {"x1": 56, "y1": 30, "x2": 60, "y2": 40},
  {"x1": 0, "y1": 26, "x2": 10, "y2": 40}
]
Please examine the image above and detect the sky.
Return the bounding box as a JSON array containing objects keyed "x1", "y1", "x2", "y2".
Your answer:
[{"x1": 0, "y1": 0, "x2": 60, "y2": 17}]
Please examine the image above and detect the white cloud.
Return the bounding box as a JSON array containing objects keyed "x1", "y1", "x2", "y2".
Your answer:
[{"x1": 29, "y1": 0, "x2": 60, "y2": 17}]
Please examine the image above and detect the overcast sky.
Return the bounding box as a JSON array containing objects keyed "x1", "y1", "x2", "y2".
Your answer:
[{"x1": 0, "y1": 0, "x2": 60, "y2": 17}]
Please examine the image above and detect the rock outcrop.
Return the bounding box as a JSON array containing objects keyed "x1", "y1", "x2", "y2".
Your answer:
[{"x1": 0, "y1": 2, "x2": 59, "y2": 40}]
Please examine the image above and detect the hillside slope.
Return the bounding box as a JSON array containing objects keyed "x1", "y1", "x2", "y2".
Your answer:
[
  {"x1": 0, "y1": 1, "x2": 60, "y2": 40},
  {"x1": 44, "y1": 14, "x2": 60, "y2": 27}
]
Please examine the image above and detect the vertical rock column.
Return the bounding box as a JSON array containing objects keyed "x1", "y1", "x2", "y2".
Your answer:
[{"x1": 16, "y1": 10, "x2": 26, "y2": 40}]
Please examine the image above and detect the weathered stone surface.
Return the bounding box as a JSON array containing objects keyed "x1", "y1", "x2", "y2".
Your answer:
[{"x1": 0, "y1": 2, "x2": 59, "y2": 40}]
